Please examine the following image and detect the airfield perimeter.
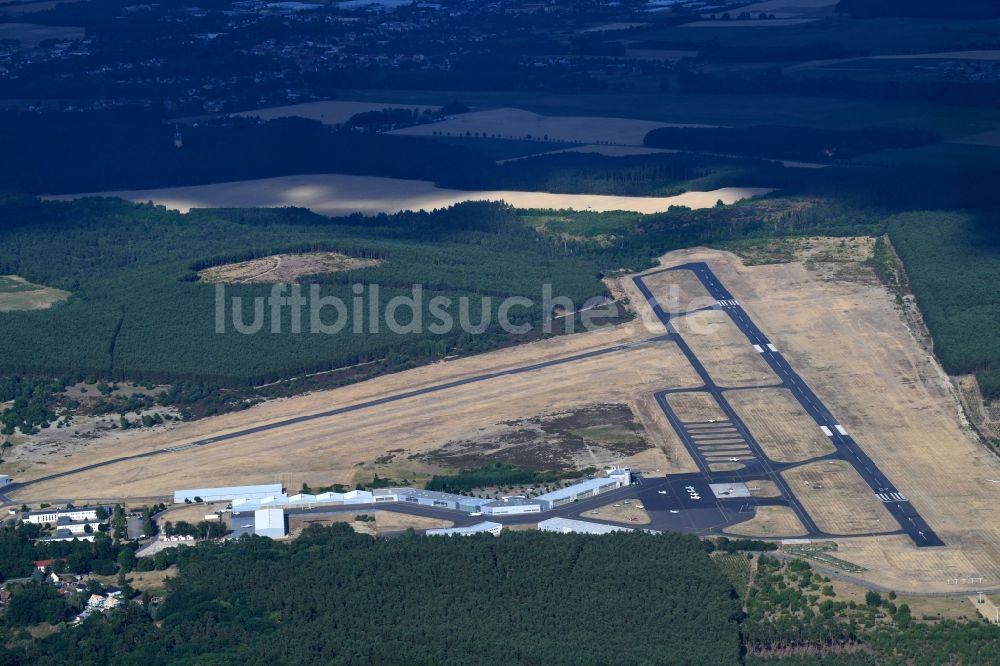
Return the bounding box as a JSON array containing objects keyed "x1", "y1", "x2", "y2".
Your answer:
[{"x1": 7, "y1": 245, "x2": 1000, "y2": 593}]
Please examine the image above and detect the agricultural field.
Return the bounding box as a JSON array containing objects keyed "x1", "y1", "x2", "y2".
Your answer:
[{"x1": 48, "y1": 173, "x2": 771, "y2": 216}]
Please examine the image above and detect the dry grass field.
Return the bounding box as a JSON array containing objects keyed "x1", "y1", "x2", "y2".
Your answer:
[
  {"x1": 0, "y1": 275, "x2": 70, "y2": 311},
  {"x1": 673, "y1": 310, "x2": 779, "y2": 387},
  {"x1": 197, "y1": 252, "x2": 381, "y2": 284},
  {"x1": 666, "y1": 392, "x2": 727, "y2": 422},
  {"x1": 783, "y1": 461, "x2": 896, "y2": 535},
  {"x1": 639, "y1": 268, "x2": 716, "y2": 314},
  {"x1": 727, "y1": 387, "x2": 836, "y2": 462},
  {"x1": 746, "y1": 480, "x2": 782, "y2": 498},
  {"x1": 47, "y1": 174, "x2": 771, "y2": 216},
  {"x1": 288, "y1": 511, "x2": 453, "y2": 538},
  {"x1": 9, "y1": 323, "x2": 697, "y2": 500},
  {"x1": 724, "y1": 506, "x2": 807, "y2": 538},
  {"x1": 587, "y1": 499, "x2": 651, "y2": 525}
]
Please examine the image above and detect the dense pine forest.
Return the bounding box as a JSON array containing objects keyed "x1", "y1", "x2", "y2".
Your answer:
[
  {"x1": 887, "y1": 212, "x2": 1000, "y2": 399},
  {"x1": 0, "y1": 525, "x2": 743, "y2": 665},
  {"x1": 3, "y1": 526, "x2": 999, "y2": 665},
  {"x1": 0, "y1": 194, "x2": 883, "y2": 388}
]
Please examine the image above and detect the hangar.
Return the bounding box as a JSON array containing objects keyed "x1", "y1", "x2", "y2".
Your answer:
[
  {"x1": 174, "y1": 484, "x2": 284, "y2": 503},
  {"x1": 254, "y1": 508, "x2": 287, "y2": 538}
]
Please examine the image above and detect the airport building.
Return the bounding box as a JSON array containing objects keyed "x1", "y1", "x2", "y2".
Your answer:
[
  {"x1": 481, "y1": 497, "x2": 544, "y2": 516},
  {"x1": 174, "y1": 484, "x2": 284, "y2": 504},
  {"x1": 372, "y1": 488, "x2": 489, "y2": 513},
  {"x1": 0, "y1": 475, "x2": 11, "y2": 486},
  {"x1": 254, "y1": 508, "x2": 287, "y2": 538},
  {"x1": 231, "y1": 489, "x2": 378, "y2": 513},
  {"x1": 534, "y1": 469, "x2": 631, "y2": 510},
  {"x1": 537, "y1": 517, "x2": 633, "y2": 535},
  {"x1": 426, "y1": 521, "x2": 503, "y2": 537},
  {"x1": 25, "y1": 506, "x2": 101, "y2": 525}
]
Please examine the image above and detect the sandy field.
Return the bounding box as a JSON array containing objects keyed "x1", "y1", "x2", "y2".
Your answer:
[
  {"x1": 392, "y1": 107, "x2": 715, "y2": 146},
  {"x1": 725, "y1": 506, "x2": 807, "y2": 538},
  {"x1": 0, "y1": 23, "x2": 83, "y2": 47},
  {"x1": 231, "y1": 100, "x2": 437, "y2": 125},
  {"x1": 46, "y1": 174, "x2": 772, "y2": 216},
  {"x1": 727, "y1": 387, "x2": 836, "y2": 463},
  {"x1": 198, "y1": 252, "x2": 380, "y2": 284}
]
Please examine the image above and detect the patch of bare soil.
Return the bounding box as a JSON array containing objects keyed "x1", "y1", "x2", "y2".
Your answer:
[
  {"x1": 414, "y1": 403, "x2": 651, "y2": 472},
  {"x1": 197, "y1": 252, "x2": 381, "y2": 284}
]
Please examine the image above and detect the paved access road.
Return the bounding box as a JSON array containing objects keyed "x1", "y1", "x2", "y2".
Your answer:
[{"x1": 633, "y1": 262, "x2": 942, "y2": 547}]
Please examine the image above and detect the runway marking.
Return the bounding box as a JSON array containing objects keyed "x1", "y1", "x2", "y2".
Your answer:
[
  {"x1": 766, "y1": 343, "x2": 778, "y2": 352},
  {"x1": 820, "y1": 426, "x2": 833, "y2": 436},
  {"x1": 752, "y1": 344, "x2": 764, "y2": 353},
  {"x1": 834, "y1": 424, "x2": 848, "y2": 436},
  {"x1": 878, "y1": 492, "x2": 907, "y2": 502}
]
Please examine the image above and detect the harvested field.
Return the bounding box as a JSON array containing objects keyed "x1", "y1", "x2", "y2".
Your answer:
[
  {"x1": 0, "y1": 275, "x2": 70, "y2": 311},
  {"x1": 639, "y1": 269, "x2": 715, "y2": 314},
  {"x1": 666, "y1": 392, "x2": 726, "y2": 423},
  {"x1": 724, "y1": 506, "x2": 807, "y2": 538},
  {"x1": 587, "y1": 499, "x2": 651, "y2": 525},
  {"x1": 197, "y1": 252, "x2": 381, "y2": 284},
  {"x1": 782, "y1": 460, "x2": 895, "y2": 535},
  {"x1": 392, "y1": 107, "x2": 715, "y2": 146},
  {"x1": 726, "y1": 387, "x2": 835, "y2": 463},
  {"x1": 673, "y1": 310, "x2": 779, "y2": 387},
  {"x1": 47, "y1": 174, "x2": 772, "y2": 216},
  {"x1": 231, "y1": 100, "x2": 436, "y2": 125},
  {"x1": 10, "y1": 323, "x2": 699, "y2": 501}
]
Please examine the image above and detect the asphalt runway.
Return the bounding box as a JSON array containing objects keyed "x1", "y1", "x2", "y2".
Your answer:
[
  {"x1": 633, "y1": 263, "x2": 942, "y2": 547},
  {"x1": 0, "y1": 334, "x2": 670, "y2": 501}
]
